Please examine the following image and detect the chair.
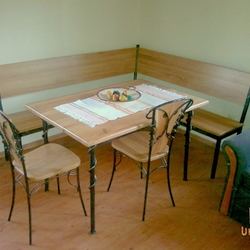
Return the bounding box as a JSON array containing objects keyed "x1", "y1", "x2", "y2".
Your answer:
[
  {"x1": 0, "y1": 111, "x2": 87, "y2": 245},
  {"x1": 107, "y1": 98, "x2": 193, "y2": 220}
]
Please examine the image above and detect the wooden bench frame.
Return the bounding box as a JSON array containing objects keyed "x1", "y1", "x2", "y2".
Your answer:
[{"x1": 1, "y1": 44, "x2": 250, "y2": 180}]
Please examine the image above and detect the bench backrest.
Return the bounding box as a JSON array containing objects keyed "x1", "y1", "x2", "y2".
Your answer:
[
  {"x1": 1, "y1": 45, "x2": 249, "y2": 123},
  {"x1": 137, "y1": 47, "x2": 250, "y2": 106},
  {"x1": 0, "y1": 47, "x2": 136, "y2": 98}
]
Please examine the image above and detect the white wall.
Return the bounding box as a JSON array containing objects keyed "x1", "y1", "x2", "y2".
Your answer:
[
  {"x1": 139, "y1": 0, "x2": 250, "y2": 130},
  {"x1": 0, "y1": 0, "x2": 140, "y2": 64},
  {"x1": 139, "y1": 0, "x2": 250, "y2": 72}
]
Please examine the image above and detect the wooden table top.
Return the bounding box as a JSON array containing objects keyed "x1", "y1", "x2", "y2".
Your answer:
[{"x1": 26, "y1": 79, "x2": 209, "y2": 147}]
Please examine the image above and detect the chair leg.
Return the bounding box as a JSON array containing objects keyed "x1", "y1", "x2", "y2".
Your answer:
[
  {"x1": 43, "y1": 120, "x2": 51, "y2": 192},
  {"x1": 27, "y1": 191, "x2": 32, "y2": 245},
  {"x1": 8, "y1": 167, "x2": 16, "y2": 221},
  {"x1": 57, "y1": 176, "x2": 61, "y2": 195},
  {"x1": 166, "y1": 163, "x2": 175, "y2": 207},
  {"x1": 23, "y1": 179, "x2": 32, "y2": 245},
  {"x1": 76, "y1": 167, "x2": 87, "y2": 216},
  {"x1": 142, "y1": 163, "x2": 150, "y2": 221},
  {"x1": 140, "y1": 162, "x2": 143, "y2": 179},
  {"x1": 44, "y1": 178, "x2": 49, "y2": 192},
  {"x1": 210, "y1": 139, "x2": 221, "y2": 179},
  {"x1": 107, "y1": 149, "x2": 122, "y2": 191},
  {"x1": 42, "y1": 120, "x2": 49, "y2": 144},
  {"x1": 183, "y1": 110, "x2": 193, "y2": 181}
]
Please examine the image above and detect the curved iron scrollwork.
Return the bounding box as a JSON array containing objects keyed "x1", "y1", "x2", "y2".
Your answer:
[{"x1": 88, "y1": 145, "x2": 97, "y2": 189}]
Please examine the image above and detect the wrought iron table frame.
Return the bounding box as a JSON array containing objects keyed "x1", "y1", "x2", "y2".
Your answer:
[{"x1": 26, "y1": 79, "x2": 208, "y2": 234}]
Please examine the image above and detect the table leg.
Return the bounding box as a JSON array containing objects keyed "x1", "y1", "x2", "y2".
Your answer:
[
  {"x1": 183, "y1": 110, "x2": 193, "y2": 181},
  {"x1": 42, "y1": 120, "x2": 50, "y2": 192},
  {"x1": 42, "y1": 120, "x2": 49, "y2": 144},
  {"x1": 89, "y1": 145, "x2": 97, "y2": 234}
]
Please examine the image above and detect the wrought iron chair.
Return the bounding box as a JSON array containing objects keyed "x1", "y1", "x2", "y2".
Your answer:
[
  {"x1": 107, "y1": 98, "x2": 193, "y2": 220},
  {"x1": 0, "y1": 111, "x2": 87, "y2": 245}
]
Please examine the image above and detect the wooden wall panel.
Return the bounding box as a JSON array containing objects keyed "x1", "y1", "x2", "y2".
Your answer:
[
  {"x1": 137, "y1": 48, "x2": 250, "y2": 105},
  {"x1": 0, "y1": 47, "x2": 136, "y2": 98}
]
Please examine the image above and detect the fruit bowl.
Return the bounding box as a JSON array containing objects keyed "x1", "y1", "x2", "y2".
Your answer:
[{"x1": 97, "y1": 87, "x2": 141, "y2": 102}]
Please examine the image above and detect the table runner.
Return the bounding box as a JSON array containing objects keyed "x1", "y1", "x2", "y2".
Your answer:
[{"x1": 55, "y1": 84, "x2": 185, "y2": 127}]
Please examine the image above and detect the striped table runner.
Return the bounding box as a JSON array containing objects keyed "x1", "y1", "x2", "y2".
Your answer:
[{"x1": 55, "y1": 84, "x2": 184, "y2": 127}]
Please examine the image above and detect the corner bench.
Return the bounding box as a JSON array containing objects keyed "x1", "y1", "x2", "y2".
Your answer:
[{"x1": 1, "y1": 45, "x2": 249, "y2": 181}]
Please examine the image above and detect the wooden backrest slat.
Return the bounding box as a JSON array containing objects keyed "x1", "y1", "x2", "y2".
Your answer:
[
  {"x1": 0, "y1": 47, "x2": 136, "y2": 98},
  {"x1": 137, "y1": 48, "x2": 250, "y2": 106}
]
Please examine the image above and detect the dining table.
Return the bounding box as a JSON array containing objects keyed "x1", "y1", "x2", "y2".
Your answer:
[{"x1": 25, "y1": 79, "x2": 209, "y2": 234}]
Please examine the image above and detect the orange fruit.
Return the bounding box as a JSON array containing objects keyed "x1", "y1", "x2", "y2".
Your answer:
[{"x1": 112, "y1": 94, "x2": 120, "y2": 101}]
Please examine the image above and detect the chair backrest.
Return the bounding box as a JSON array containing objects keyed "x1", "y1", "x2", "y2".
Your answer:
[
  {"x1": 146, "y1": 98, "x2": 193, "y2": 155},
  {"x1": 0, "y1": 111, "x2": 24, "y2": 168}
]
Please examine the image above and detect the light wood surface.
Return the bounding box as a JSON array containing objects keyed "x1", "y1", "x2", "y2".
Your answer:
[{"x1": 25, "y1": 79, "x2": 208, "y2": 148}]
